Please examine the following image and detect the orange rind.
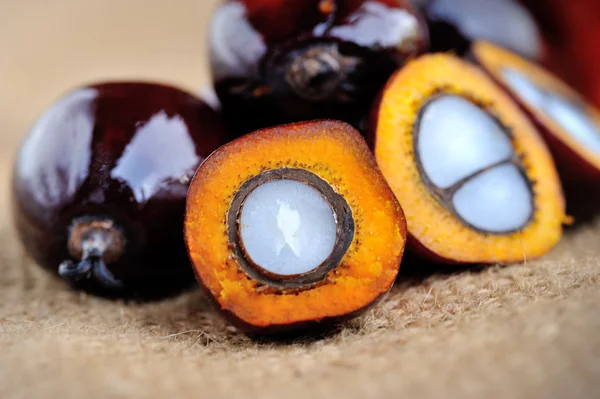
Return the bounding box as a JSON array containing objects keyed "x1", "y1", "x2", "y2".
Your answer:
[
  {"x1": 185, "y1": 120, "x2": 406, "y2": 332},
  {"x1": 370, "y1": 54, "x2": 565, "y2": 264}
]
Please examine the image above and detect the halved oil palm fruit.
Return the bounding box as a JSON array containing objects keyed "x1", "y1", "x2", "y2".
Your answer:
[
  {"x1": 185, "y1": 120, "x2": 406, "y2": 333},
  {"x1": 371, "y1": 53, "x2": 565, "y2": 264},
  {"x1": 472, "y1": 41, "x2": 600, "y2": 182}
]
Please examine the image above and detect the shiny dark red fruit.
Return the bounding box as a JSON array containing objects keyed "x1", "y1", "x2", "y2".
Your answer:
[
  {"x1": 520, "y1": 0, "x2": 600, "y2": 107},
  {"x1": 415, "y1": 0, "x2": 541, "y2": 60},
  {"x1": 12, "y1": 82, "x2": 227, "y2": 298},
  {"x1": 209, "y1": 0, "x2": 428, "y2": 135}
]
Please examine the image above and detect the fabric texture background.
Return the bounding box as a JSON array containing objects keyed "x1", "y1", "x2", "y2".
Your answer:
[{"x1": 1, "y1": 1, "x2": 599, "y2": 398}]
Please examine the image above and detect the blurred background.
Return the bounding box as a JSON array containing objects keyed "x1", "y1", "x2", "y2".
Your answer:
[{"x1": 0, "y1": 0, "x2": 220, "y2": 157}]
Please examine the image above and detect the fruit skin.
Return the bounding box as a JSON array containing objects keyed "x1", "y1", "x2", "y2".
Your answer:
[
  {"x1": 210, "y1": 0, "x2": 428, "y2": 136},
  {"x1": 12, "y1": 82, "x2": 227, "y2": 298},
  {"x1": 415, "y1": 0, "x2": 541, "y2": 60},
  {"x1": 215, "y1": 295, "x2": 389, "y2": 335}
]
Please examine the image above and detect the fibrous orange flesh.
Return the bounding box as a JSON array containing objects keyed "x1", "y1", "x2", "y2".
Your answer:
[
  {"x1": 185, "y1": 120, "x2": 406, "y2": 330},
  {"x1": 472, "y1": 41, "x2": 600, "y2": 181},
  {"x1": 372, "y1": 53, "x2": 565, "y2": 264}
]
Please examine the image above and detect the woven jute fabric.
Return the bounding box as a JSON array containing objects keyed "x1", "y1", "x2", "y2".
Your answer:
[{"x1": 1, "y1": 2, "x2": 599, "y2": 398}]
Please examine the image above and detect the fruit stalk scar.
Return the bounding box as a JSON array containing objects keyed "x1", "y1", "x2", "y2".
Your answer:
[
  {"x1": 58, "y1": 217, "x2": 126, "y2": 289},
  {"x1": 285, "y1": 43, "x2": 361, "y2": 101}
]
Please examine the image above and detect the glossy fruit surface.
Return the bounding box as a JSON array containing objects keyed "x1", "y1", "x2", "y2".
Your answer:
[
  {"x1": 520, "y1": 0, "x2": 600, "y2": 107},
  {"x1": 414, "y1": 0, "x2": 541, "y2": 59},
  {"x1": 185, "y1": 120, "x2": 406, "y2": 333},
  {"x1": 210, "y1": 0, "x2": 428, "y2": 135},
  {"x1": 12, "y1": 82, "x2": 227, "y2": 298}
]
